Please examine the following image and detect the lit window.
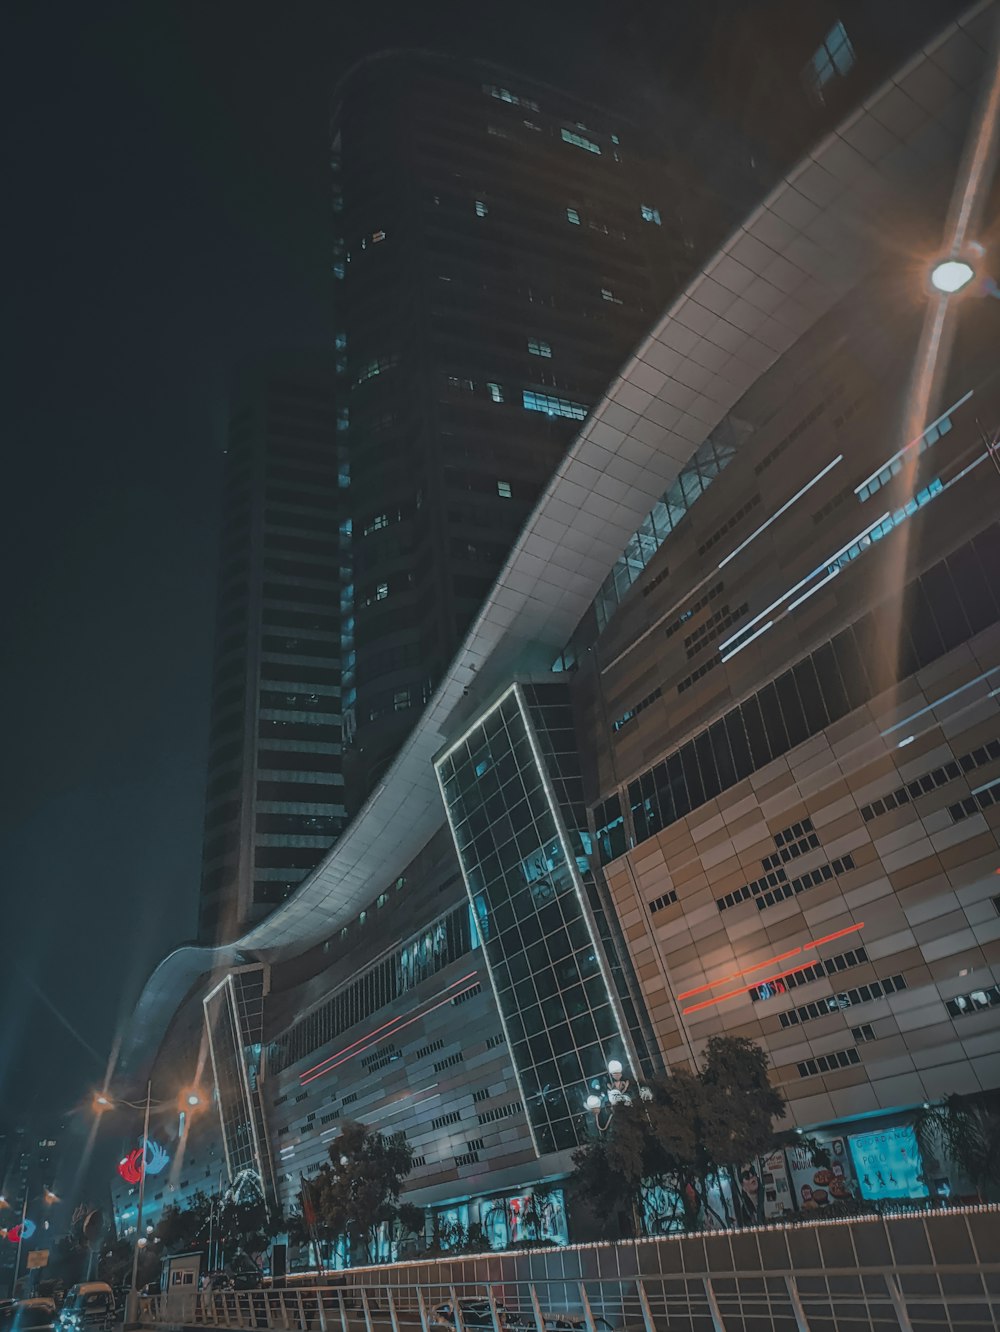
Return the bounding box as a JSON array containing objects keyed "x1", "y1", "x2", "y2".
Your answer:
[
  {"x1": 566, "y1": 208, "x2": 581, "y2": 225},
  {"x1": 641, "y1": 205, "x2": 662, "y2": 225},
  {"x1": 528, "y1": 339, "x2": 552, "y2": 358},
  {"x1": 611, "y1": 133, "x2": 620, "y2": 145},
  {"x1": 522, "y1": 390, "x2": 588, "y2": 421},
  {"x1": 371, "y1": 230, "x2": 386, "y2": 243},
  {"x1": 600, "y1": 288, "x2": 622, "y2": 304},
  {"x1": 376, "y1": 893, "x2": 388, "y2": 908},
  {"x1": 393, "y1": 689, "x2": 412, "y2": 712},
  {"x1": 335, "y1": 332, "x2": 347, "y2": 350},
  {"x1": 336, "y1": 408, "x2": 349, "y2": 432},
  {"x1": 497, "y1": 481, "x2": 512, "y2": 499},
  {"x1": 447, "y1": 375, "x2": 475, "y2": 392},
  {"x1": 355, "y1": 355, "x2": 398, "y2": 385},
  {"x1": 487, "y1": 382, "x2": 504, "y2": 403},
  {"x1": 561, "y1": 128, "x2": 601, "y2": 155},
  {"x1": 475, "y1": 200, "x2": 488, "y2": 218},
  {"x1": 483, "y1": 84, "x2": 540, "y2": 112},
  {"x1": 375, "y1": 583, "x2": 388, "y2": 601},
  {"x1": 804, "y1": 21, "x2": 856, "y2": 101}
]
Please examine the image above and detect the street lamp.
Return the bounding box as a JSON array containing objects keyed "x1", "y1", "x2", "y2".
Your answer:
[
  {"x1": 584, "y1": 1059, "x2": 652, "y2": 1133},
  {"x1": 930, "y1": 257, "x2": 976, "y2": 293}
]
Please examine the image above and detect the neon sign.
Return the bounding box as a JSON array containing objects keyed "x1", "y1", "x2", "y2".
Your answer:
[
  {"x1": 6, "y1": 1220, "x2": 36, "y2": 1244},
  {"x1": 116, "y1": 1138, "x2": 170, "y2": 1184}
]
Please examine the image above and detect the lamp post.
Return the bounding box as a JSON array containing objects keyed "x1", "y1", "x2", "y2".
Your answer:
[
  {"x1": 125, "y1": 1082, "x2": 152, "y2": 1328},
  {"x1": 10, "y1": 1188, "x2": 59, "y2": 1293},
  {"x1": 92, "y1": 1083, "x2": 203, "y2": 1326},
  {"x1": 584, "y1": 1059, "x2": 652, "y2": 1133}
]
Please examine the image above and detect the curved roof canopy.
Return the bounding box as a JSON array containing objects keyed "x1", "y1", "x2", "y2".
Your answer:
[{"x1": 123, "y1": 1, "x2": 998, "y2": 1068}]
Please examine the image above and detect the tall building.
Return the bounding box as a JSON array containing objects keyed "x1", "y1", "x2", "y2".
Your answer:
[
  {"x1": 332, "y1": 54, "x2": 716, "y2": 801},
  {"x1": 129, "y1": 0, "x2": 1000, "y2": 1259},
  {"x1": 198, "y1": 360, "x2": 348, "y2": 944}
]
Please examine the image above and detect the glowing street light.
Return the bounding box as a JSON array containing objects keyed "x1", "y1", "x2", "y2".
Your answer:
[{"x1": 930, "y1": 257, "x2": 976, "y2": 293}]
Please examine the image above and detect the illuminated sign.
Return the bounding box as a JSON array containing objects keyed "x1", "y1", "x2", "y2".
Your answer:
[
  {"x1": 848, "y1": 1124, "x2": 928, "y2": 1201},
  {"x1": 6, "y1": 1220, "x2": 36, "y2": 1244},
  {"x1": 116, "y1": 1138, "x2": 171, "y2": 1184}
]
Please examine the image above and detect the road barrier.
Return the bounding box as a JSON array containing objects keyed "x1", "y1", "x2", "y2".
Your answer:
[{"x1": 142, "y1": 1203, "x2": 1000, "y2": 1331}]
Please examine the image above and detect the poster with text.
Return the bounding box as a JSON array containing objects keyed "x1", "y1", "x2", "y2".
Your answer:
[{"x1": 848, "y1": 1124, "x2": 928, "y2": 1201}]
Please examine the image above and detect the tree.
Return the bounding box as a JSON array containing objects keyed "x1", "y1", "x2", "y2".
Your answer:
[
  {"x1": 570, "y1": 1036, "x2": 787, "y2": 1236},
  {"x1": 154, "y1": 1192, "x2": 212, "y2": 1254},
  {"x1": 700, "y1": 1036, "x2": 787, "y2": 1224},
  {"x1": 308, "y1": 1120, "x2": 414, "y2": 1265},
  {"x1": 915, "y1": 1092, "x2": 1000, "y2": 1202}
]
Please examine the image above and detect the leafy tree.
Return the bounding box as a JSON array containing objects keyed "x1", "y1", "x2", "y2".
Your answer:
[
  {"x1": 307, "y1": 1120, "x2": 414, "y2": 1264},
  {"x1": 915, "y1": 1092, "x2": 1000, "y2": 1202},
  {"x1": 570, "y1": 1036, "x2": 787, "y2": 1236},
  {"x1": 154, "y1": 1192, "x2": 212, "y2": 1254},
  {"x1": 700, "y1": 1036, "x2": 787, "y2": 1223}
]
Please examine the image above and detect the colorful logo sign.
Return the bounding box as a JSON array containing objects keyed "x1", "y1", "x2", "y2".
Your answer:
[
  {"x1": 116, "y1": 1138, "x2": 170, "y2": 1184},
  {"x1": 5, "y1": 1220, "x2": 36, "y2": 1244}
]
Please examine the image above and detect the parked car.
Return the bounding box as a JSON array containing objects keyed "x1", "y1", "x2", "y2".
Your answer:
[
  {"x1": 1, "y1": 1301, "x2": 58, "y2": 1332},
  {"x1": 55, "y1": 1285, "x2": 115, "y2": 1332}
]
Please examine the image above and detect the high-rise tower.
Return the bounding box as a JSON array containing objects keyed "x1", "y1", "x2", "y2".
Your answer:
[
  {"x1": 332, "y1": 55, "x2": 715, "y2": 801},
  {"x1": 198, "y1": 360, "x2": 348, "y2": 943}
]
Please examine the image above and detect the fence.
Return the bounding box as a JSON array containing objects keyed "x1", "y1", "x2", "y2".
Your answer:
[{"x1": 143, "y1": 1204, "x2": 1000, "y2": 1332}]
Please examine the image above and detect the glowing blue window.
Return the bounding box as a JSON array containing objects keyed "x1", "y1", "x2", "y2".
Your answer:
[
  {"x1": 497, "y1": 480, "x2": 512, "y2": 499},
  {"x1": 475, "y1": 200, "x2": 488, "y2": 218},
  {"x1": 528, "y1": 339, "x2": 552, "y2": 358},
  {"x1": 561, "y1": 128, "x2": 601, "y2": 155},
  {"x1": 641, "y1": 205, "x2": 661, "y2": 225},
  {"x1": 522, "y1": 390, "x2": 587, "y2": 421},
  {"x1": 805, "y1": 22, "x2": 856, "y2": 99},
  {"x1": 488, "y1": 382, "x2": 505, "y2": 403},
  {"x1": 566, "y1": 208, "x2": 580, "y2": 225}
]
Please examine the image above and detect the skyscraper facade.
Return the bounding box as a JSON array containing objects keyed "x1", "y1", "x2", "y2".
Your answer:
[
  {"x1": 332, "y1": 55, "x2": 714, "y2": 801},
  {"x1": 198, "y1": 362, "x2": 348, "y2": 943}
]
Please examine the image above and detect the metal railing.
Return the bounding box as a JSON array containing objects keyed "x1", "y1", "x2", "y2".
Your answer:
[{"x1": 142, "y1": 1205, "x2": 1000, "y2": 1332}]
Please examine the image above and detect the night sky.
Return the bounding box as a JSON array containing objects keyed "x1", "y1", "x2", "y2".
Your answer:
[{"x1": 1, "y1": 0, "x2": 721, "y2": 1135}]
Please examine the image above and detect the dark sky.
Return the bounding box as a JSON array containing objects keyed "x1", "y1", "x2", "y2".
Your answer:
[{"x1": 1, "y1": 0, "x2": 707, "y2": 1134}]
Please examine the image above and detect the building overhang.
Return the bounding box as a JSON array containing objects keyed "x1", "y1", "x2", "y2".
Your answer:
[{"x1": 121, "y1": 0, "x2": 998, "y2": 1073}]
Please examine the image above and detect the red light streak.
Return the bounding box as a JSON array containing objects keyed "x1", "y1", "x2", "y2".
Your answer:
[
  {"x1": 300, "y1": 975, "x2": 481, "y2": 1087},
  {"x1": 677, "y1": 946, "x2": 806, "y2": 1001},
  {"x1": 298, "y1": 971, "x2": 478, "y2": 1080},
  {"x1": 681, "y1": 923, "x2": 864, "y2": 1016}
]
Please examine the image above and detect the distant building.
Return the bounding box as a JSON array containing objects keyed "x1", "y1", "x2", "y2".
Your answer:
[{"x1": 198, "y1": 359, "x2": 347, "y2": 943}]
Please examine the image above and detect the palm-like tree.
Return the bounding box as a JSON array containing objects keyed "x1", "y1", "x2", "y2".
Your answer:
[{"x1": 914, "y1": 1094, "x2": 1000, "y2": 1202}]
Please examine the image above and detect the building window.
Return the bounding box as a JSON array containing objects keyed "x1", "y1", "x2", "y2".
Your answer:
[
  {"x1": 804, "y1": 22, "x2": 856, "y2": 101},
  {"x1": 393, "y1": 689, "x2": 412, "y2": 712},
  {"x1": 475, "y1": 200, "x2": 488, "y2": 218},
  {"x1": 522, "y1": 390, "x2": 588, "y2": 421},
  {"x1": 641, "y1": 205, "x2": 662, "y2": 225},
  {"x1": 483, "y1": 84, "x2": 540, "y2": 112},
  {"x1": 528, "y1": 339, "x2": 552, "y2": 358},
  {"x1": 447, "y1": 375, "x2": 475, "y2": 392},
  {"x1": 561, "y1": 128, "x2": 601, "y2": 155},
  {"x1": 487, "y1": 382, "x2": 505, "y2": 403},
  {"x1": 600, "y1": 287, "x2": 622, "y2": 304},
  {"x1": 497, "y1": 480, "x2": 512, "y2": 499},
  {"x1": 566, "y1": 208, "x2": 581, "y2": 225},
  {"x1": 375, "y1": 583, "x2": 388, "y2": 601}
]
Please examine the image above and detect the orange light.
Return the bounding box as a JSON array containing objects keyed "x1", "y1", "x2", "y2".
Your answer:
[
  {"x1": 677, "y1": 946, "x2": 806, "y2": 1001},
  {"x1": 681, "y1": 923, "x2": 865, "y2": 1015}
]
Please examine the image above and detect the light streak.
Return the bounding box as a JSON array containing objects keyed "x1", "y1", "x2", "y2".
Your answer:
[{"x1": 719, "y1": 456, "x2": 843, "y2": 569}]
